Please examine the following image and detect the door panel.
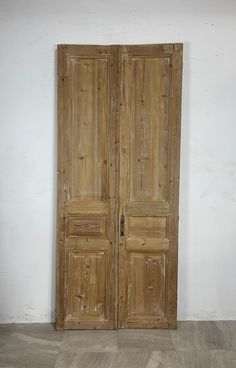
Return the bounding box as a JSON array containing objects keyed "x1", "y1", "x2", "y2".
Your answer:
[
  {"x1": 57, "y1": 44, "x2": 182, "y2": 330},
  {"x1": 67, "y1": 57, "x2": 108, "y2": 200},
  {"x1": 129, "y1": 57, "x2": 169, "y2": 202},
  {"x1": 118, "y1": 44, "x2": 182, "y2": 328},
  {"x1": 127, "y1": 253, "x2": 166, "y2": 322},
  {"x1": 66, "y1": 251, "x2": 106, "y2": 321},
  {"x1": 57, "y1": 45, "x2": 118, "y2": 329},
  {"x1": 129, "y1": 216, "x2": 167, "y2": 237}
]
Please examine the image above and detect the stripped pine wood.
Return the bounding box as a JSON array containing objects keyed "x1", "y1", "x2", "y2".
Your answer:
[
  {"x1": 118, "y1": 44, "x2": 183, "y2": 329},
  {"x1": 56, "y1": 44, "x2": 183, "y2": 329},
  {"x1": 129, "y1": 217, "x2": 167, "y2": 237},
  {"x1": 56, "y1": 45, "x2": 118, "y2": 329}
]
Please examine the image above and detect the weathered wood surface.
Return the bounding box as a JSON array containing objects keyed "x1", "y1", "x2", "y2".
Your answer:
[
  {"x1": 56, "y1": 44, "x2": 183, "y2": 329},
  {"x1": 56, "y1": 45, "x2": 118, "y2": 329},
  {"x1": 118, "y1": 44, "x2": 183, "y2": 328}
]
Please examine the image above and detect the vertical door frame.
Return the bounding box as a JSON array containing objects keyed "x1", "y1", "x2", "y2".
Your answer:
[
  {"x1": 56, "y1": 45, "x2": 66, "y2": 329},
  {"x1": 166, "y1": 44, "x2": 183, "y2": 328}
]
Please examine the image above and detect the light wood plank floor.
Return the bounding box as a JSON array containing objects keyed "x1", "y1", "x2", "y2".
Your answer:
[{"x1": 0, "y1": 322, "x2": 236, "y2": 367}]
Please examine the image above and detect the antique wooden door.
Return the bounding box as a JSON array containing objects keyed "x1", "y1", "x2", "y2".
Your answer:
[
  {"x1": 118, "y1": 44, "x2": 182, "y2": 328},
  {"x1": 56, "y1": 44, "x2": 182, "y2": 329},
  {"x1": 56, "y1": 45, "x2": 119, "y2": 329}
]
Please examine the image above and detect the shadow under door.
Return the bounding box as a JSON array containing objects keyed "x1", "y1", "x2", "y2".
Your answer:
[{"x1": 56, "y1": 44, "x2": 183, "y2": 329}]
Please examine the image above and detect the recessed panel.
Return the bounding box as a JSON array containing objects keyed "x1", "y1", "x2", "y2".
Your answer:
[
  {"x1": 127, "y1": 253, "x2": 166, "y2": 321},
  {"x1": 126, "y1": 237, "x2": 169, "y2": 251},
  {"x1": 129, "y1": 57, "x2": 170, "y2": 202},
  {"x1": 67, "y1": 216, "x2": 106, "y2": 237},
  {"x1": 66, "y1": 252, "x2": 106, "y2": 320},
  {"x1": 67, "y1": 57, "x2": 109, "y2": 200},
  {"x1": 129, "y1": 216, "x2": 167, "y2": 237}
]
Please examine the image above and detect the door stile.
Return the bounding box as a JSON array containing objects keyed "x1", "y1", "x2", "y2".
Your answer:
[
  {"x1": 110, "y1": 45, "x2": 120, "y2": 329},
  {"x1": 56, "y1": 45, "x2": 67, "y2": 329},
  {"x1": 118, "y1": 46, "x2": 129, "y2": 328},
  {"x1": 166, "y1": 44, "x2": 183, "y2": 328}
]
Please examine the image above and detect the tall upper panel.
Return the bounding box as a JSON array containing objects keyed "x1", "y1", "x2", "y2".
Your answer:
[
  {"x1": 67, "y1": 57, "x2": 109, "y2": 200},
  {"x1": 129, "y1": 57, "x2": 170, "y2": 202}
]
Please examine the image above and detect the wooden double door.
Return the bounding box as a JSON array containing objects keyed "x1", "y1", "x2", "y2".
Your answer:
[{"x1": 56, "y1": 44, "x2": 183, "y2": 329}]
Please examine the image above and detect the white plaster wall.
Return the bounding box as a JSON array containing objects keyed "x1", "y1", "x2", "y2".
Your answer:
[{"x1": 0, "y1": 0, "x2": 236, "y2": 323}]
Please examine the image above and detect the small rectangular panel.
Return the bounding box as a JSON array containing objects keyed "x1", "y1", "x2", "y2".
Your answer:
[
  {"x1": 127, "y1": 253, "x2": 166, "y2": 321},
  {"x1": 129, "y1": 57, "x2": 170, "y2": 202},
  {"x1": 129, "y1": 216, "x2": 167, "y2": 237},
  {"x1": 67, "y1": 57, "x2": 109, "y2": 200},
  {"x1": 65, "y1": 238, "x2": 109, "y2": 251},
  {"x1": 67, "y1": 216, "x2": 106, "y2": 237},
  {"x1": 126, "y1": 201, "x2": 169, "y2": 216},
  {"x1": 126, "y1": 238, "x2": 169, "y2": 251},
  {"x1": 66, "y1": 200, "x2": 108, "y2": 215},
  {"x1": 66, "y1": 252, "x2": 106, "y2": 321}
]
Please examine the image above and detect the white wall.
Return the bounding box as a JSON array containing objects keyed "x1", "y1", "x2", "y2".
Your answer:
[{"x1": 0, "y1": 0, "x2": 236, "y2": 323}]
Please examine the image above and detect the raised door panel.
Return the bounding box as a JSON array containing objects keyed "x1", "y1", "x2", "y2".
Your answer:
[
  {"x1": 130, "y1": 57, "x2": 169, "y2": 202},
  {"x1": 127, "y1": 253, "x2": 166, "y2": 324},
  {"x1": 119, "y1": 44, "x2": 182, "y2": 328},
  {"x1": 67, "y1": 57, "x2": 108, "y2": 200},
  {"x1": 57, "y1": 45, "x2": 118, "y2": 329},
  {"x1": 66, "y1": 252, "x2": 106, "y2": 321}
]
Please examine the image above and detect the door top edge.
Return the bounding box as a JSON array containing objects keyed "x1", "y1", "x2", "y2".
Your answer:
[{"x1": 57, "y1": 43, "x2": 183, "y2": 48}]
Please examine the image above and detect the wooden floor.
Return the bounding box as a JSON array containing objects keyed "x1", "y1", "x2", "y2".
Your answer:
[{"x1": 0, "y1": 322, "x2": 236, "y2": 367}]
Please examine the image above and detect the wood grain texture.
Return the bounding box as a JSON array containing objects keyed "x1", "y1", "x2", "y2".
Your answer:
[
  {"x1": 118, "y1": 44, "x2": 183, "y2": 329},
  {"x1": 129, "y1": 57, "x2": 169, "y2": 202},
  {"x1": 166, "y1": 44, "x2": 183, "y2": 328},
  {"x1": 56, "y1": 45, "x2": 67, "y2": 330},
  {"x1": 127, "y1": 253, "x2": 166, "y2": 322},
  {"x1": 126, "y1": 238, "x2": 169, "y2": 252},
  {"x1": 129, "y1": 217, "x2": 167, "y2": 237},
  {"x1": 66, "y1": 252, "x2": 106, "y2": 321},
  {"x1": 57, "y1": 44, "x2": 183, "y2": 330},
  {"x1": 67, "y1": 57, "x2": 108, "y2": 200},
  {"x1": 56, "y1": 45, "x2": 118, "y2": 329},
  {"x1": 66, "y1": 216, "x2": 106, "y2": 238}
]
